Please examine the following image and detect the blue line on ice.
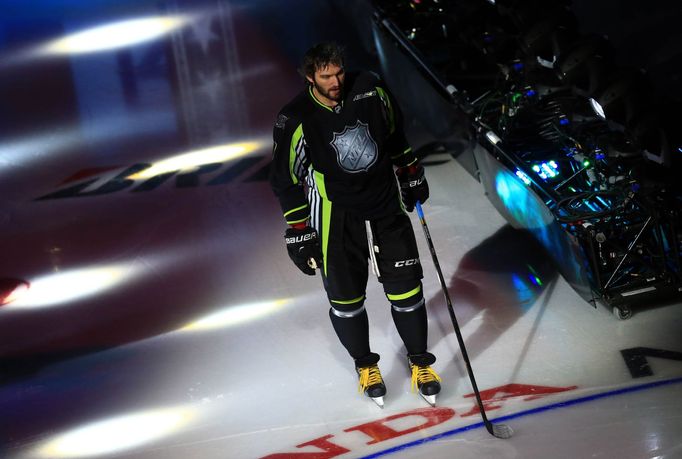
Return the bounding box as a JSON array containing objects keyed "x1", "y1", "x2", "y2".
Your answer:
[{"x1": 358, "y1": 376, "x2": 682, "y2": 458}]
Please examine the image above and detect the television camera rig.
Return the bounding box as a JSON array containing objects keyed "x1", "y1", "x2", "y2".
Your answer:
[{"x1": 370, "y1": 0, "x2": 682, "y2": 319}]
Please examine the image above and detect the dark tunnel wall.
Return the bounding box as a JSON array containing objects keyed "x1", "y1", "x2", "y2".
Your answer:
[{"x1": 571, "y1": 0, "x2": 682, "y2": 104}]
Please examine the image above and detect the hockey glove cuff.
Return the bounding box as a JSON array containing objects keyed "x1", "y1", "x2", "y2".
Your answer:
[
  {"x1": 397, "y1": 164, "x2": 429, "y2": 212},
  {"x1": 284, "y1": 226, "x2": 323, "y2": 276}
]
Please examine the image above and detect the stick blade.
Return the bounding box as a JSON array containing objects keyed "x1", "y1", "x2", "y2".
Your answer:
[{"x1": 490, "y1": 423, "x2": 514, "y2": 439}]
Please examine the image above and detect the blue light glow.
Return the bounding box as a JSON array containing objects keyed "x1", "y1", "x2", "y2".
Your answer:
[
  {"x1": 515, "y1": 169, "x2": 532, "y2": 186},
  {"x1": 529, "y1": 274, "x2": 543, "y2": 286},
  {"x1": 511, "y1": 273, "x2": 535, "y2": 310},
  {"x1": 596, "y1": 196, "x2": 610, "y2": 208},
  {"x1": 533, "y1": 161, "x2": 559, "y2": 180},
  {"x1": 495, "y1": 171, "x2": 553, "y2": 230},
  {"x1": 559, "y1": 117, "x2": 569, "y2": 125},
  {"x1": 583, "y1": 199, "x2": 598, "y2": 212},
  {"x1": 529, "y1": 266, "x2": 543, "y2": 286},
  {"x1": 494, "y1": 169, "x2": 588, "y2": 294}
]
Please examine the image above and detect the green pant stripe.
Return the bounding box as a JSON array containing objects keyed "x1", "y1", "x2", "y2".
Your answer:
[
  {"x1": 387, "y1": 284, "x2": 422, "y2": 301},
  {"x1": 330, "y1": 294, "x2": 365, "y2": 305}
]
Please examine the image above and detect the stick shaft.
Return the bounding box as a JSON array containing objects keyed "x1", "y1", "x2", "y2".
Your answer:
[{"x1": 415, "y1": 201, "x2": 495, "y2": 432}]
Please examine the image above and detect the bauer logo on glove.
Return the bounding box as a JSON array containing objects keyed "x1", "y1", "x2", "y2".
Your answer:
[
  {"x1": 397, "y1": 164, "x2": 429, "y2": 212},
  {"x1": 284, "y1": 226, "x2": 323, "y2": 276},
  {"x1": 407, "y1": 175, "x2": 425, "y2": 188},
  {"x1": 285, "y1": 232, "x2": 317, "y2": 244}
]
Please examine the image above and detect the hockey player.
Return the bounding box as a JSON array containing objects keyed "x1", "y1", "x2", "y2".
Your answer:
[{"x1": 269, "y1": 42, "x2": 441, "y2": 407}]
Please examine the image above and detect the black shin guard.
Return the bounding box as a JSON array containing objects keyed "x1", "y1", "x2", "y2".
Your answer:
[
  {"x1": 391, "y1": 302, "x2": 428, "y2": 356},
  {"x1": 329, "y1": 307, "x2": 371, "y2": 360}
]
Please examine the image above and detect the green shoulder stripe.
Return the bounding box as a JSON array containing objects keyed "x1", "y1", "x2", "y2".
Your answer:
[
  {"x1": 289, "y1": 123, "x2": 304, "y2": 184},
  {"x1": 376, "y1": 86, "x2": 395, "y2": 134}
]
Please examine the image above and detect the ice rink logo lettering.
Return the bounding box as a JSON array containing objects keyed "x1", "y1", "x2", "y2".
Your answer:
[
  {"x1": 36, "y1": 157, "x2": 268, "y2": 200},
  {"x1": 260, "y1": 383, "x2": 577, "y2": 458},
  {"x1": 330, "y1": 121, "x2": 378, "y2": 173}
]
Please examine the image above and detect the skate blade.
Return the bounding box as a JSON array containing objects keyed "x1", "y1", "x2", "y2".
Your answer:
[
  {"x1": 419, "y1": 393, "x2": 437, "y2": 407},
  {"x1": 370, "y1": 396, "x2": 385, "y2": 408}
]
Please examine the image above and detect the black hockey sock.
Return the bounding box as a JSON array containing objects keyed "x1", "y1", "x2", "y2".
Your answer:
[
  {"x1": 329, "y1": 308, "x2": 371, "y2": 360},
  {"x1": 391, "y1": 303, "x2": 428, "y2": 355}
]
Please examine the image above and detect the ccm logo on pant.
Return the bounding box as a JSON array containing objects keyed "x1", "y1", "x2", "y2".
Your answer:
[
  {"x1": 395, "y1": 259, "x2": 420, "y2": 267},
  {"x1": 286, "y1": 234, "x2": 316, "y2": 244}
]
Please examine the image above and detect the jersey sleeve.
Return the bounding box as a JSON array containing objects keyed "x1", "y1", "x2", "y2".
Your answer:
[
  {"x1": 269, "y1": 112, "x2": 311, "y2": 225},
  {"x1": 375, "y1": 82, "x2": 417, "y2": 169}
]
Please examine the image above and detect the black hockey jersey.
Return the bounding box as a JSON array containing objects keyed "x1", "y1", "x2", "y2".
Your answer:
[{"x1": 269, "y1": 71, "x2": 416, "y2": 225}]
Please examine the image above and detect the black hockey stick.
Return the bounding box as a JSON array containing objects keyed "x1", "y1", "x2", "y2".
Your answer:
[{"x1": 415, "y1": 201, "x2": 513, "y2": 439}]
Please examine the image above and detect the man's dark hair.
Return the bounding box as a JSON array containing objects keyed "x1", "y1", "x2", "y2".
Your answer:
[{"x1": 299, "y1": 42, "x2": 345, "y2": 80}]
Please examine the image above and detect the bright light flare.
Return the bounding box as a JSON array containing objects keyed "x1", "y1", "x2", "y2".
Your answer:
[
  {"x1": 485, "y1": 130, "x2": 502, "y2": 145},
  {"x1": 41, "y1": 16, "x2": 192, "y2": 55},
  {"x1": 8, "y1": 265, "x2": 137, "y2": 309},
  {"x1": 34, "y1": 406, "x2": 198, "y2": 458},
  {"x1": 0, "y1": 111, "x2": 175, "y2": 179},
  {"x1": 0, "y1": 279, "x2": 30, "y2": 306},
  {"x1": 589, "y1": 98, "x2": 606, "y2": 119},
  {"x1": 181, "y1": 299, "x2": 291, "y2": 331},
  {"x1": 128, "y1": 141, "x2": 264, "y2": 180},
  {"x1": 4, "y1": 283, "x2": 29, "y2": 304}
]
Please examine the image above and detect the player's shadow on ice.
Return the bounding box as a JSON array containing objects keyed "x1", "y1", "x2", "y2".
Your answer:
[{"x1": 427, "y1": 224, "x2": 559, "y2": 368}]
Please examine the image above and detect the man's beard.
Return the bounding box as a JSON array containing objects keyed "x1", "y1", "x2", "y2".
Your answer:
[{"x1": 314, "y1": 80, "x2": 343, "y2": 102}]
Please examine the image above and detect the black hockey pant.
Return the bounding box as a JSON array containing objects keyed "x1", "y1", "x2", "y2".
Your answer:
[{"x1": 318, "y1": 208, "x2": 428, "y2": 361}]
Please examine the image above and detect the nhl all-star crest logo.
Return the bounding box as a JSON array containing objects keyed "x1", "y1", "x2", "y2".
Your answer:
[{"x1": 330, "y1": 121, "x2": 378, "y2": 173}]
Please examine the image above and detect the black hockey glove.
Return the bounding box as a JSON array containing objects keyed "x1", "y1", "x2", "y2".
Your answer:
[
  {"x1": 284, "y1": 226, "x2": 323, "y2": 276},
  {"x1": 397, "y1": 164, "x2": 429, "y2": 212}
]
